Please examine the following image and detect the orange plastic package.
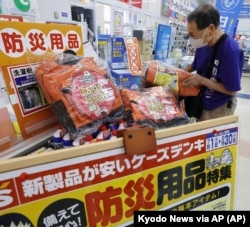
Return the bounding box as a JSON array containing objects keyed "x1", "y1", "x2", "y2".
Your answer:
[
  {"x1": 123, "y1": 37, "x2": 143, "y2": 76},
  {"x1": 144, "y1": 60, "x2": 200, "y2": 97},
  {"x1": 35, "y1": 53, "x2": 124, "y2": 136},
  {"x1": 120, "y1": 86, "x2": 189, "y2": 130}
]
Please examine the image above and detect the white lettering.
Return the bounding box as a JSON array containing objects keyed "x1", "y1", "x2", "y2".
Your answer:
[
  {"x1": 137, "y1": 215, "x2": 167, "y2": 224},
  {"x1": 170, "y1": 215, "x2": 193, "y2": 222},
  {"x1": 0, "y1": 189, "x2": 13, "y2": 208}
]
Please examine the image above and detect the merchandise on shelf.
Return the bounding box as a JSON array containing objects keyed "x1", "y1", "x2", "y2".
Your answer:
[
  {"x1": 107, "y1": 36, "x2": 127, "y2": 69},
  {"x1": 107, "y1": 36, "x2": 143, "y2": 75},
  {"x1": 63, "y1": 133, "x2": 74, "y2": 148},
  {"x1": 35, "y1": 53, "x2": 125, "y2": 138},
  {"x1": 144, "y1": 60, "x2": 200, "y2": 97},
  {"x1": 120, "y1": 86, "x2": 189, "y2": 129},
  {"x1": 33, "y1": 51, "x2": 194, "y2": 148},
  {"x1": 111, "y1": 69, "x2": 142, "y2": 90}
]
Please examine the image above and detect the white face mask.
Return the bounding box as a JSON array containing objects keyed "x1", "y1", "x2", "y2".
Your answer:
[{"x1": 189, "y1": 28, "x2": 210, "y2": 49}]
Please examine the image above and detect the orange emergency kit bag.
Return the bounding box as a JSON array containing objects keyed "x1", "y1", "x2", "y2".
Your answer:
[
  {"x1": 35, "y1": 54, "x2": 124, "y2": 136},
  {"x1": 120, "y1": 86, "x2": 189, "y2": 129},
  {"x1": 145, "y1": 60, "x2": 200, "y2": 97}
]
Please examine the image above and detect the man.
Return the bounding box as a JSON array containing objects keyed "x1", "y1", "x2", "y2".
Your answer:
[{"x1": 183, "y1": 3, "x2": 244, "y2": 121}]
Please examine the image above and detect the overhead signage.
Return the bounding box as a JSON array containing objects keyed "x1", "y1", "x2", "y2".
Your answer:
[
  {"x1": 239, "y1": 4, "x2": 250, "y2": 18},
  {"x1": 216, "y1": 0, "x2": 244, "y2": 37}
]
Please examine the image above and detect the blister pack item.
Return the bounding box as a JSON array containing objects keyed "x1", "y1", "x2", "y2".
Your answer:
[
  {"x1": 144, "y1": 60, "x2": 200, "y2": 97},
  {"x1": 120, "y1": 86, "x2": 189, "y2": 129}
]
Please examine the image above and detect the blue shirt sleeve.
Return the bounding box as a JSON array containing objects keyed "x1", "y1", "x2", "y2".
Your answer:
[{"x1": 216, "y1": 40, "x2": 244, "y2": 91}]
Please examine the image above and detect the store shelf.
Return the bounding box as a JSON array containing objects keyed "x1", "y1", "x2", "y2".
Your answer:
[{"x1": 170, "y1": 22, "x2": 188, "y2": 52}]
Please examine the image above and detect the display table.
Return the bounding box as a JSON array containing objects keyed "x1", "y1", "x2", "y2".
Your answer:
[{"x1": 0, "y1": 115, "x2": 239, "y2": 226}]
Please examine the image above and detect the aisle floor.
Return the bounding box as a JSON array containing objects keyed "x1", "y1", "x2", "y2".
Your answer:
[{"x1": 234, "y1": 75, "x2": 250, "y2": 210}]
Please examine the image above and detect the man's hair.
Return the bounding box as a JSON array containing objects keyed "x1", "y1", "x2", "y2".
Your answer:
[
  {"x1": 63, "y1": 49, "x2": 77, "y2": 55},
  {"x1": 187, "y1": 3, "x2": 220, "y2": 30}
]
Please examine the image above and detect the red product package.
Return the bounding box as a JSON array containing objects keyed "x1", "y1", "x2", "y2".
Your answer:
[
  {"x1": 120, "y1": 86, "x2": 189, "y2": 129},
  {"x1": 35, "y1": 54, "x2": 124, "y2": 135}
]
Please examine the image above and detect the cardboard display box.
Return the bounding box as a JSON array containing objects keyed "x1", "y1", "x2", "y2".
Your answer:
[{"x1": 111, "y1": 69, "x2": 142, "y2": 90}]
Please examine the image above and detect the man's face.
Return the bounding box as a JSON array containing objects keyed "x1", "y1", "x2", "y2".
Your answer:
[
  {"x1": 187, "y1": 21, "x2": 206, "y2": 39},
  {"x1": 187, "y1": 21, "x2": 212, "y2": 48}
]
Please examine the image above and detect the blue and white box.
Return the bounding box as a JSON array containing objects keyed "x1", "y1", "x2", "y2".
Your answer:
[
  {"x1": 108, "y1": 36, "x2": 127, "y2": 69},
  {"x1": 111, "y1": 69, "x2": 142, "y2": 90}
]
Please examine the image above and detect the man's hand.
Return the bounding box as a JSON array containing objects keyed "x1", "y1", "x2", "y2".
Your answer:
[{"x1": 183, "y1": 73, "x2": 202, "y2": 87}]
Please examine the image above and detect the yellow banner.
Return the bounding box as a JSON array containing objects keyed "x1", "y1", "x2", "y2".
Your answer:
[
  {"x1": 0, "y1": 145, "x2": 237, "y2": 226},
  {"x1": 0, "y1": 21, "x2": 83, "y2": 66}
]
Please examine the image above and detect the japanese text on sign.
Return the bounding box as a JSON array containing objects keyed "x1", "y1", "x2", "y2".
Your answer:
[
  {"x1": 0, "y1": 28, "x2": 80, "y2": 57},
  {"x1": 0, "y1": 21, "x2": 83, "y2": 65}
]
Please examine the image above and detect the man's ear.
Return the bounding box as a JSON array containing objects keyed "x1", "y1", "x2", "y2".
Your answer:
[{"x1": 208, "y1": 24, "x2": 216, "y2": 32}]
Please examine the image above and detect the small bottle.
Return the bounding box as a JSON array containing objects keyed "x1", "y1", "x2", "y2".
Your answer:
[
  {"x1": 108, "y1": 122, "x2": 117, "y2": 132},
  {"x1": 63, "y1": 133, "x2": 74, "y2": 148},
  {"x1": 109, "y1": 129, "x2": 117, "y2": 140},
  {"x1": 84, "y1": 134, "x2": 94, "y2": 145},
  {"x1": 96, "y1": 125, "x2": 111, "y2": 142},
  {"x1": 52, "y1": 126, "x2": 64, "y2": 146},
  {"x1": 72, "y1": 135, "x2": 85, "y2": 147},
  {"x1": 117, "y1": 119, "x2": 126, "y2": 130}
]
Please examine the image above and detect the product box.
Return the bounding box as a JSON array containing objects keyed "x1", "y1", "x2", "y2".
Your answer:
[
  {"x1": 111, "y1": 69, "x2": 142, "y2": 90},
  {"x1": 138, "y1": 40, "x2": 152, "y2": 55},
  {"x1": 108, "y1": 36, "x2": 127, "y2": 69},
  {"x1": 154, "y1": 24, "x2": 171, "y2": 61},
  {"x1": 98, "y1": 34, "x2": 111, "y2": 62},
  {"x1": 141, "y1": 54, "x2": 151, "y2": 62}
]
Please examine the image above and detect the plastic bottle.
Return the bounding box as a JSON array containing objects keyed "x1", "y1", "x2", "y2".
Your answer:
[
  {"x1": 108, "y1": 122, "x2": 117, "y2": 132},
  {"x1": 72, "y1": 135, "x2": 85, "y2": 147},
  {"x1": 117, "y1": 119, "x2": 126, "y2": 130},
  {"x1": 109, "y1": 129, "x2": 117, "y2": 140},
  {"x1": 52, "y1": 126, "x2": 64, "y2": 146},
  {"x1": 84, "y1": 134, "x2": 94, "y2": 145},
  {"x1": 96, "y1": 125, "x2": 111, "y2": 142},
  {"x1": 63, "y1": 133, "x2": 74, "y2": 148}
]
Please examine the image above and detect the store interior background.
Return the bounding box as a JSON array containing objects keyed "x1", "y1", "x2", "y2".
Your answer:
[{"x1": 0, "y1": 0, "x2": 250, "y2": 210}]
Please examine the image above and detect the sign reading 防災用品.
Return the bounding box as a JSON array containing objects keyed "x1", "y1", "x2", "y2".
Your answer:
[{"x1": 0, "y1": 21, "x2": 83, "y2": 66}]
